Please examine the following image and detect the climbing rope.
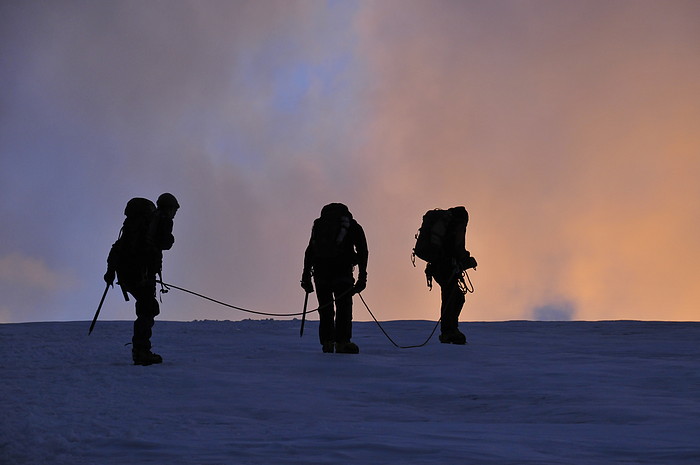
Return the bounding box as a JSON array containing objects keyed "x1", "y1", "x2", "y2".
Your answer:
[
  {"x1": 157, "y1": 277, "x2": 472, "y2": 349},
  {"x1": 356, "y1": 293, "x2": 441, "y2": 349},
  {"x1": 357, "y1": 269, "x2": 474, "y2": 348},
  {"x1": 157, "y1": 280, "x2": 343, "y2": 317}
]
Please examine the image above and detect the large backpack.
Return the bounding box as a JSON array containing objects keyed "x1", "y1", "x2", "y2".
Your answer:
[
  {"x1": 412, "y1": 207, "x2": 468, "y2": 264},
  {"x1": 120, "y1": 197, "x2": 157, "y2": 252},
  {"x1": 310, "y1": 203, "x2": 355, "y2": 263},
  {"x1": 107, "y1": 198, "x2": 157, "y2": 292}
]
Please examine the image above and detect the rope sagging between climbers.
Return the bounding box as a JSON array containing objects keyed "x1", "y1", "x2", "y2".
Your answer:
[
  {"x1": 157, "y1": 280, "x2": 468, "y2": 349},
  {"x1": 157, "y1": 280, "x2": 346, "y2": 317}
]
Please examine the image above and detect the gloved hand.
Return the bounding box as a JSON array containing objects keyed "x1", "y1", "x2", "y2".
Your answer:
[
  {"x1": 353, "y1": 272, "x2": 367, "y2": 295},
  {"x1": 459, "y1": 251, "x2": 478, "y2": 270},
  {"x1": 104, "y1": 269, "x2": 115, "y2": 287},
  {"x1": 300, "y1": 270, "x2": 314, "y2": 294}
]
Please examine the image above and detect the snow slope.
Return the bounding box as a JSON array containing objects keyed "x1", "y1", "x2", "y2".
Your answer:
[{"x1": 1, "y1": 319, "x2": 699, "y2": 464}]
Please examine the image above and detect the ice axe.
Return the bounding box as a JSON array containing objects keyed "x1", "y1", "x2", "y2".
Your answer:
[
  {"x1": 88, "y1": 283, "x2": 110, "y2": 335},
  {"x1": 299, "y1": 291, "x2": 309, "y2": 337}
]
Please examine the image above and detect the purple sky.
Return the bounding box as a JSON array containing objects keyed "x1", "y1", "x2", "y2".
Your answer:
[{"x1": 2, "y1": 1, "x2": 699, "y2": 323}]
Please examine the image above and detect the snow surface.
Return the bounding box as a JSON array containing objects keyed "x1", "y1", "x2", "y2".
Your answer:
[{"x1": 1, "y1": 319, "x2": 699, "y2": 464}]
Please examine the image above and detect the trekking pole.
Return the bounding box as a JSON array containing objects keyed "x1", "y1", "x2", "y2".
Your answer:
[
  {"x1": 300, "y1": 291, "x2": 309, "y2": 337},
  {"x1": 88, "y1": 283, "x2": 110, "y2": 335}
]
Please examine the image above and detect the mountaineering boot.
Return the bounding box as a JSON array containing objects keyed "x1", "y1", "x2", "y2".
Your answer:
[
  {"x1": 132, "y1": 348, "x2": 163, "y2": 366},
  {"x1": 322, "y1": 341, "x2": 335, "y2": 353},
  {"x1": 335, "y1": 341, "x2": 360, "y2": 354},
  {"x1": 439, "y1": 329, "x2": 467, "y2": 345}
]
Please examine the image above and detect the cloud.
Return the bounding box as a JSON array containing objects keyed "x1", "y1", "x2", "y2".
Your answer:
[
  {"x1": 1, "y1": 1, "x2": 365, "y2": 322},
  {"x1": 533, "y1": 302, "x2": 575, "y2": 322},
  {"x1": 0, "y1": 253, "x2": 79, "y2": 323},
  {"x1": 0, "y1": 253, "x2": 77, "y2": 291},
  {"x1": 1, "y1": 1, "x2": 699, "y2": 323},
  {"x1": 352, "y1": 0, "x2": 700, "y2": 321}
]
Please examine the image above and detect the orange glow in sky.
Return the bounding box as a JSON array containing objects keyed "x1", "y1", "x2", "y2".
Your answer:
[{"x1": 1, "y1": 1, "x2": 699, "y2": 323}]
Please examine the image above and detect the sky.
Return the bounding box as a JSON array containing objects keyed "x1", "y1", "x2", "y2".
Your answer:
[{"x1": 1, "y1": 0, "x2": 699, "y2": 323}]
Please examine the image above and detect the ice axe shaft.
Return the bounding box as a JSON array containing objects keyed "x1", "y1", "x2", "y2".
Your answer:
[
  {"x1": 88, "y1": 283, "x2": 110, "y2": 335},
  {"x1": 300, "y1": 291, "x2": 309, "y2": 337}
]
